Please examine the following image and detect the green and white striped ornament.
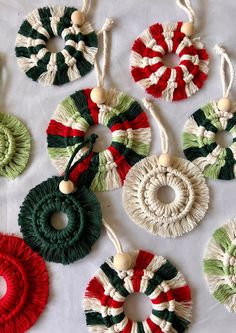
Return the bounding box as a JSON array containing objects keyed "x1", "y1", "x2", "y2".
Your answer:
[
  {"x1": 15, "y1": 6, "x2": 98, "y2": 86},
  {"x1": 183, "y1": 101, "x2": 236, "y2": 180},
  {"x1": 204, "y1": 217, "x2": 236, "y2": 313}
]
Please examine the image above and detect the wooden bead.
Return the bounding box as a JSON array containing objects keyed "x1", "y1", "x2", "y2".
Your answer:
[
  {"x1": 90, "y1": 87, "x2": 107, "y2": 104},
  {"x1": 59, "y1": 180, "x2": 75, "y2": 194},
  {"x1": 159, "y1": 153, "x2": 173, "y2": 167},
  {"x1": 181, "y1": 22, "x2": 194, "y2": 37},
  {"x1": 71, "y1": 11, "x2": 85, "y2": 26},
  {"x1": 113, "y1": 253, "x2": 132, "y2": 271},
  {"x1": 218, "y1": 98, "x2": 231, "y2": 112}
]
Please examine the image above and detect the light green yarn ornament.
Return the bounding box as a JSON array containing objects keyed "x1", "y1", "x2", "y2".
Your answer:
[
  {"x1": 0, "y1": 112, "x2": 31, "y2": 179},
  {"x1": 203, "y1": 217, "x2": 236, "y2": 313}
]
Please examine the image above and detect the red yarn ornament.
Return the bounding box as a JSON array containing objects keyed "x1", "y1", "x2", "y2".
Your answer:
[{"x1": 0, "y1": 234, "x2": 49, "y2": 333}]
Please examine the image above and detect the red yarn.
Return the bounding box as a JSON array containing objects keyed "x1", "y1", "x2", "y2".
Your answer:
[{"x1": 0, "y1": 234, "x2": 49, "y2": 333}]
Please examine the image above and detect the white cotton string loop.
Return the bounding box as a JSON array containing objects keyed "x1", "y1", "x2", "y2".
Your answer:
[
  {"x1": 94, "y1": 18, "x2": 114, "y2": 87},
  {"x1": 81, "y1": 0, "x2": 90, "y2": 14},
  {"x1": 176, "y1": 0, "x2": 195, "y2": 23},
  {"x1": 214, "y1": 44, "x2": 235, "y2": 98},
  {"x1": 102, "y1": 218, "x2": 123, "y2": 254},
  {"x1": 143, "y1": 98, "x2": 169, "y2": 154}
]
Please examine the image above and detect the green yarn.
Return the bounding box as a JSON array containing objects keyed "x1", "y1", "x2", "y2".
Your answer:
[
  {"x1": 213, "y1": 227, "x2": 232, "y2": 252},
  {"x1": 18, "y1": 176, "x2": 102, "y2": 265},
  {"x1": 213, "y1": 284, "x2": 235, "y2": 304},
  {"x1": 0, "y1": 112, "x2": 31, "y2": 179},
  {"x1": 204, "y1": 259, "x2": 224, "y2": 276}
]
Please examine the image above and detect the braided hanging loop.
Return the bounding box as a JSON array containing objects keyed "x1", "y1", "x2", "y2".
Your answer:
[
  {"x1": 123, "y1": 155, "x2": 209, "y2": 238},
  {"x1": 15, "y1": 6, "x2": 98, "y2": 85},
  {"x1": 0, "y1": 112, "x2": 31, "y2": 179},
  {"x1": 0, "y1": 234, "x2": 49, "y2": 333},
  {"x1": 183, "y1": 101, "x2": 236, "y2": 180},
  {"x1": 84, "y1": 249, "x2": 192, "y2": 332},
  {"x1": 47, "y1": 88, "x2": 151, "y2": 191},
  {"x1": 204, "y1": 218, "x2": 236, "y2": 313},
  {"x1": 130, "y1": 22, "x2": 209, "y2": 101},
  {"x1": 18, "y1": 176, "x2": 102, "y2": 264}
]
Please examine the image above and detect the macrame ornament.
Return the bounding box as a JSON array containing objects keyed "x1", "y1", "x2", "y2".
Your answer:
[
  {"x1": 203, "y1": 217, "x2": 236, "y2": 313},
  {"x1": 18, "y1": 134, "x2": 102, "y2": 265},
  {"x1": 0, "y1": 112, "x2": 31, "y2": 179},
  {"x1": 84, "y1": 219, "x2": 192, "y2": 332},
  {"x1": 47, "y1": 19, "x2": 151, "y2": 191},
  {"x1": 123, "y1": 99, "x2": 209, "y2": 238},
  {"x1": 0, "y1": 233, "x2": 49, "y2": 333},
  {"x1": 130, "y1": 0, "x2": 209, "y2": 101},
  {"x1": 183, "y1": 44, "x2": 236, "y2": 180},
  {"x1": 15, "y1": 0, "x2": 98, "y2": 85}
]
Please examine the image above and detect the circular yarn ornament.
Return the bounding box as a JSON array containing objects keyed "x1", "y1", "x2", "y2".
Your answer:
[
  {"x1": 0, "y1": 233, "x2": 49, "y2": 333},
  {"x1": 123, "y1": 100, "x2": 209, "y2": 238},
  {"x1": 15, "y1": 5, "x2": 98, "y2": 86},
  {"x1": 183, "y1": 45, "x2": 236, "y2": 180},
  {"x1": 19, "y1": 135, "x2": 102, "y2": 265},
  {"x1": 47, "y1": 88, "x2": 151, "y2": 191},
  {"x1": 83, "y1": 249, "x2": 192, "y2": 332},
  {"x1": 130, "y1": 1, "x2": 209, "y2": 101},
  {"x1": 203, "y1": 217, "x2": 236, "y2": 313},
  {"x1": 0, "y1": 112, "x2": 31, "y2": 179}
]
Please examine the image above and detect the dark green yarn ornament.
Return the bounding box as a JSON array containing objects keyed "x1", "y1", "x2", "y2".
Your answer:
[
  {"x1": 15, "y1": 6, "x2": 98, "y2": 86},
  {"x1": 18, "y1": 134, "x2": 102, "y2": 265}
]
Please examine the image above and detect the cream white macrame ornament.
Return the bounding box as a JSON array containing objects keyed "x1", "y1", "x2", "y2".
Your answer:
[{"x1": 123, "y1": 99, "x2": 210, "y2": 238}]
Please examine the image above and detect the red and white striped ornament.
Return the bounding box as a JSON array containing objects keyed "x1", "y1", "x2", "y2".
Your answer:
[{"x1": 130, "y1": 0, "x2": 209, "y2": 102}]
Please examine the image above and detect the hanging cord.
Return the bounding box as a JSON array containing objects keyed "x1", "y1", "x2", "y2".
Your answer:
[
  {"x1": 143, "y1": 99, "x2": 169, "y2": 154},
  {"x1": 214, "y1": 44, "x2": 235, "y2": 99},
  {"x1": 63, "y1": 133, "x2": 98, "y2": 181},
  {"x1": 59, "y1": 134, "x2": 98, "y2": 194},
  {"x1": 81, "y1": 0, "x2": 90, "y2": 15},
  {"x1": 102, "y1": 218, "x2": 133, "y2": 270},
  {"x1": 102, "y1": 218, "x2": 123, "y2": 254},
  {"x1": 94, "y1": 18, "x2": 114, "y2": 88},
  {"x1": 176, "y1": 0, "x2": 195, "y2": 23}
]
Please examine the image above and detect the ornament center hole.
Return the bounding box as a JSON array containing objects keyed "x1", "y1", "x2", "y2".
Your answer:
[
  {"x1": 51, "y1": 212, "x2": 68, "y2": 230},
  {"x1": 215, "y1": 131, "x2": 233, "y2": 148},
  {"x1": 124, "y1": 293, "x2": 152, "y2": 321},
  {"x1": 157, "y1": 185, "x2": 176, "y2": 204},
  {"x1": 163, "y1": 53, "x2": 180, "y2": 68},
  {"x1": 85, "y1": 125, "x2": 112, "y2": 152},
  {"x1": 0, "y1": 276, "x2": 7, "y2": 299},
  {"x1": 46, "y1": 37, "x2": 65, "y2": 53}
]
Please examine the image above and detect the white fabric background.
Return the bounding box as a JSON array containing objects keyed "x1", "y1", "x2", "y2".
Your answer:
[{"x1": 0, "y1": 0, "x2": 236, "y2": 332}]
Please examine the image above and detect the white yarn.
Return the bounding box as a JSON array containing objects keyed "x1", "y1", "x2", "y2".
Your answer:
[
  {"x1": 81, "y1": 0, "x2": 90, "y2": 14},
  {"x1": 95, "y1": 18, "x2": 114, "y2": 87},
  {"x1": 214, "y1": 44, "x2": 235, "y2": 98},
  {"x1": 176, "y1": 0, "x2": 195, "y2": 23},
  {"x1": 102, "y1": 218, "x2": 123, "y2": 254},
  {"x1": 143, "y1": 98, "x2": 169, "y2": 154}
]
